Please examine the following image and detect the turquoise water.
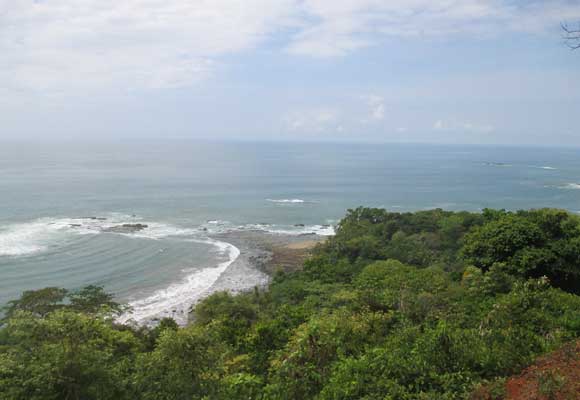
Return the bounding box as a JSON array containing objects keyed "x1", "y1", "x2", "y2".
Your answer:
[{"x1": 1, "y1": 141, "x2": 580, "y2": 322}]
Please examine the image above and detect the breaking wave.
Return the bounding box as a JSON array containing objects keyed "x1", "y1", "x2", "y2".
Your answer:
[
  {"x1": 0, "y1": 220, "x2": 64, "y2": 256},
  {"x1": 266, "y1": 198, "x2": 306, "y2": 203},
  {"x1": 1, "y1": 213, "x2": 334, "y2": 326},
  {"x1": 0, "y1": 214, "x2": 196, "y2": 258},
  {"x1": 560, "y1": 183, "x2": 580, "y2": 190},
  {"x1": 117, "y1": 238, "x2": 240, "y2": 326},
  {"x1": 200, "y1": 220, "x2": 335, "y2": 236}
]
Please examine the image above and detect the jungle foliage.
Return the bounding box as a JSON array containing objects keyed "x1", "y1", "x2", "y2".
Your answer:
[{"x1": 1, "y1": 208, "x2": 579, "y2": 399}]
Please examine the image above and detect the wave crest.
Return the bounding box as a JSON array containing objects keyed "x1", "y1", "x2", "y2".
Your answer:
[
  {"x1": 0, "y1": 214, "x2": 195, "y2": 257},
  {"x1": 0, "y1": 219, "x2": 78, "y2": 257},
  {"x1": 266, "y1": 198, "x2": 306, "y2": 203},
  {"x1": 560, "y1": 183, "x2": 580, "y2": 190}
]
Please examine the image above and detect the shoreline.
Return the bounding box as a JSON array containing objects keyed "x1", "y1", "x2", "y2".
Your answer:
[
  {"x1": 210, "y1": 230, "x2": 326, "y2": 275},
  {"x1": 185, "y1": 231, "x2": 327, "y2": 323},
  {"x1": 109, "y1": 229, "x2": 329, "y2": 327}
]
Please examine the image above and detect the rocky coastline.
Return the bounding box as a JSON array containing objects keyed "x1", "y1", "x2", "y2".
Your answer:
[{"x1": 185, "y1": 230, "x2": 327, "y2": 324}]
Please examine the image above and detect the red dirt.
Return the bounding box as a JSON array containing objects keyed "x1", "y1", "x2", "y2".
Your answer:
[{"x1": 472, "y1": 340, "x2": 580, "y2": 400}]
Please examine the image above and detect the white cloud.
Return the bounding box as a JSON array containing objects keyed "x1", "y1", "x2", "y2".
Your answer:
[
  {"x1": 434, "y1": 120, "x2": 446, "y2": 130},
  {"x1": 372, "y1": 103, "x2": 385, "y2": 120},
  {"x1": 367, "y1": 95, "x2": 385, "y2": 120},
  {"x1": 284, "y1": 108, "x2": 340, "y2": 133},
  {"x1": 433, "y1": 119, "x2": 495, "y2": 133},
  {"x1": 2, "y1": 0, "x2": 579, "y2": 92},
  {"x1": 287, "y1": 0, "x2": 580, "y2": 57},
  {"x1": 0, "y1": 0, "x2": 296, "y2": 91},
  {"x1": 359, "y1": 94, "x2": 386, "y2": 123}
]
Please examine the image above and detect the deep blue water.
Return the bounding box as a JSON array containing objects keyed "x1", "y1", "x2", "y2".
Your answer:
[{"x1": 1, "y1": 140, "x2": 579, "y2": 322}]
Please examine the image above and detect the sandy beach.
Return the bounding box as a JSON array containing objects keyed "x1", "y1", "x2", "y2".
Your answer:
[
  {"x1": 211, "y1": 230, "x2": 326, "y2": 275},
  {"x1": 185, "y1": 231, "x2": 327, "y2": 323}
]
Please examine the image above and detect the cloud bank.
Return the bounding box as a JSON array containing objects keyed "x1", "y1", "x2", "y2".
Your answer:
[
  {"x1": 0, "y1": 0, "x2": 295, "y2": 91},
  {"x1": 1, "y1": 0, "x2": 579, "y2": 92}
]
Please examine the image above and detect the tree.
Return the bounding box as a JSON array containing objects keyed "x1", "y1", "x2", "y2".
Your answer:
[
  {"x1": 461, "y1": 210, "x2": 580, "y2": 293},
  {"x1": 69, "y1": 285, "x2": 123, "y2": 316},
  {"x1": 2, "y1": 208, "x2": 580, "y2": 400},
  {"x1": 461, "y1": 214, "x2": 544, "y2": 270},
  {"x1": 1, "y1": 287, "x2": 67, "y2": 322},
  {"x1": 562, "y1": 22, "x2": 580, "y2": 50},
  {"x1": 1, "y1": 285, "x2": 122, "y2": 325},
  {"x1": 133, "y1": 325, "x2": 227, "y2": 400},
  {"x1": 0, "y1": 310, "x2": 140, "y2": 400}
]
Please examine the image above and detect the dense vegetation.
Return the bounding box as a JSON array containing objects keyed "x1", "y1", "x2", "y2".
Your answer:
[{"x1": 1, "y1": 208, "x2": 580, "y2": 399}]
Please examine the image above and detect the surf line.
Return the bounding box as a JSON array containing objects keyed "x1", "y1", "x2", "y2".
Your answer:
[{"x1": 117, "y1": 237, "x2": 240, "y2": 326}]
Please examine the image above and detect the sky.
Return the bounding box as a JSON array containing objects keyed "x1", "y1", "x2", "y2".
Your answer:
[{"x1": 1, "y1": 0, "x2": 580, "y2": 145}]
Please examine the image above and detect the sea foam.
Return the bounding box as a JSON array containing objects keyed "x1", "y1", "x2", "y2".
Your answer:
[
  {"x1": 0, "y1": 214, "x2": 195, "y2": 257},
  {"x1": 200, "y1": 220, "x2": 336, "y2": 236},
  {"x1": 117, "y1": 238, "x2": 240, "y2": 326},
  {"x1": 266, "y1": 198, "x2": 306, "y2": 203},
  {"x1": 261, "y1": 224, "x2": 335, "y2": 236},
  {"x1": 2, "y1": 214, "x2": 334, "y2": 326},
  {"x1": 0, "y1": 222, "x2": 51, "y2": 256},
  {"x1": 561, "y1": 183, "x2": 580, "y2": 190},
  {"x1": 0, "y1": 218, "x2": 78, "y2": 257}
]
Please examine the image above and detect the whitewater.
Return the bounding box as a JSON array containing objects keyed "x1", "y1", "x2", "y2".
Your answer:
[
  {"x1": 0, "y1": 213, "x2": 334, "y2": 325},
  {"x1": 2, "y1": 140, "x2": 580, "y2": 324}
]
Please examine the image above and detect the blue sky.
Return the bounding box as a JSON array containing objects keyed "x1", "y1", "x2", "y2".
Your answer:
[{"x1": 1, "y1": 0, "x2": 580, "y2": 145}]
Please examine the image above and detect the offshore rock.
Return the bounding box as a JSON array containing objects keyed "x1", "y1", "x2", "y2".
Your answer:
[{"x1": 104, "y1": 223, "x2": 148, "y2": 234}]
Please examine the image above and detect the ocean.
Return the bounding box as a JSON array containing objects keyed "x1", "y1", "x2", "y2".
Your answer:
[{"x1": 1, "y1": 140, "x2": 579, "y2": 323}]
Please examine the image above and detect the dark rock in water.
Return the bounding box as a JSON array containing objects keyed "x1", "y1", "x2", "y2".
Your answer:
[
  {"x1": 69, "y1": 224, "x2": 82, "y2": 227},
  {"x1": 294, "y1": 224, "x2": 305, "y2": 227},
  {"x1": 103, "y1": 223, "x2": 148, "y2": 234},
  {"x1": 322, "y1": 224, "x2": 330, "y2": 228},
  {"x1": 299, "y1": 232, "x2": 316, "y2": 236},
  {"x1": 84, "y1": 217, "x2": 107, "y2": 221}
]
